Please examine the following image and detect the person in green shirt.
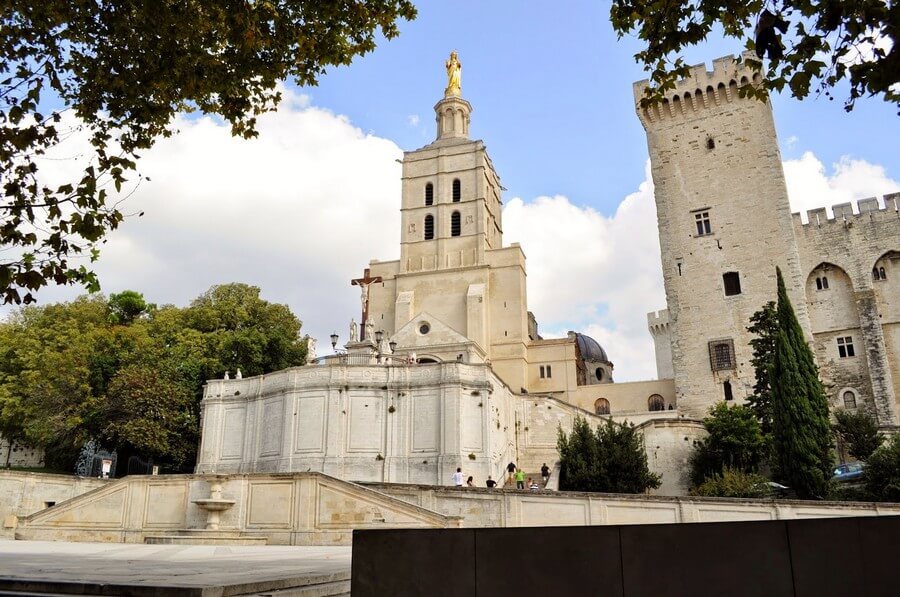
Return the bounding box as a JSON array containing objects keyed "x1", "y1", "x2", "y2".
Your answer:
[{"x1": 514, "y1": 468, "x2": 526, "y2": 490}]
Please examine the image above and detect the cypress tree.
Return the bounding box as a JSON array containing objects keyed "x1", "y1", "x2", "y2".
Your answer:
[{"x1": 770, "y1": 267, "x2": 833, "y2": 498}]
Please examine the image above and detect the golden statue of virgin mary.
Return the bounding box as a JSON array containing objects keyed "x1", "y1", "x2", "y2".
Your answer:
[{"x1": 445, "y1": 51, "x2": 461, "y2": 97}]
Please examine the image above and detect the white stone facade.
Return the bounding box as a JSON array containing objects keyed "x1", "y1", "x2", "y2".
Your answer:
[{"x1": 640, "y1": 55, "x2": 899, "y2": 425}]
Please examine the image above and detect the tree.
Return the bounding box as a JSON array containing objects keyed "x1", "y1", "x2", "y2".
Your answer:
[
  {"x1": 0, "y1": 283, "x2": 307, "y2": 472},
  {"x1": 770, "y1": 267, "x2": 833, "y2": 498},
  {"x1": 609, "y1": 0, "x2": 899, "y2": 113},
  {"x1": 558, "y1": 416, "x2": 661, "y2": 494},
  {"x1": 107, "y1": 291, "x2": 152, "y2": 325},
  {"x1": 689, "y1": 403, "x2": 767, "y2": 487},
  {"x1": 747, "y1": 301, "x2": 778, "y2": 436},
  {"x1": 0, "y1": 1, "x2": 417, "y2": 304},
  {"x1": 833, "y1": 409, "x2": 883, "y2": 461}
]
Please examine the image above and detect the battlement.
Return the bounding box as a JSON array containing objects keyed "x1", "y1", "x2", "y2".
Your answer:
[
  {"x1": 647, "y1": 309, "x2": 670, "y2": 334},
  {"x1": 633, "y1": 52, "x2": 764, "y2": 127},
  {"x1": 792, "y1": 193, "x2": 900, "y2": 227}
]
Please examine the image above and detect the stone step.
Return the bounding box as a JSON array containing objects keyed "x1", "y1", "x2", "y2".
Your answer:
[{"x1": 144, "y1": 530, "x2": 269, "y2": 545}]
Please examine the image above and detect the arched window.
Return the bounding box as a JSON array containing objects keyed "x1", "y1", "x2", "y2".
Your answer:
[
  {"x1": 424, "y1": 214, "x2": 434, "y2": 240},
  {"x1": 648, "y1": 395, "x2": 665, "y2": 412},
  {"x1": 452, "y1": 178, "x2": 461, "y2": 202},
  {"x1": 595, "y1": 398, "x2": 610, "y2": 415},
  {"x1": 595, "y1": 367, "x2": 603, "y2": 382},
  {"x1": 425, "y1": 183, "x2": 434, "y2": 206},
  {"x1": 873, "y1": 267, "x2": 881, "y2": 281},
  {"x1": 451, "y1": 211, "x2": 461, "y2": 236},
  {"x1": 843, "y1": 390, "x2": 857, "y2": 410}
]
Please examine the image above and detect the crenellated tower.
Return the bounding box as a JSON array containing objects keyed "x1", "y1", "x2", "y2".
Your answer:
[{"x1": 636, "y1": 54, "x2": 812, "y2": 418}]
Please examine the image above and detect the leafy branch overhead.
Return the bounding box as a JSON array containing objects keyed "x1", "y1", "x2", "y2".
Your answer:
[
  {"x1": 0, "y1": 1, "x2": 417, "y2": 304},
  {"x1": 609, "y1": 0, "x2": 899, "y2": 112}
]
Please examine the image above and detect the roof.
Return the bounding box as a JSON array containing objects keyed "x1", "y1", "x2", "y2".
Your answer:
[{"x1": 575, "y1": 333, "x2": 610, "y2": 363}]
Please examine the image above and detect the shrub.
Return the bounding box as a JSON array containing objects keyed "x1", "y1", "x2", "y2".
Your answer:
[
  {"x1": 864, "y1": 434, "x2": 900, "y2": 502},
  {"x1": 691, "y1": 468, "x2": 772, "y2": 499},
  {"x1": 557, "y1": 416, "x2": 660, "y2": 494},
  {"x1": 689, "y1": 403, "x2": 767, "y2": 488}
]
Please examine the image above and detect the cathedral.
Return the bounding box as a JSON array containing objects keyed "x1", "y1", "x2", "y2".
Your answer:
[{"x1": 196, "y1": 53, "x2": 900, "y2": 495}]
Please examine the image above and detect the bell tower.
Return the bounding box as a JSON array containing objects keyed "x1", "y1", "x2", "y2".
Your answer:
[{"x1": 398, "y1": 54, "x2": 504, "y2": 275}]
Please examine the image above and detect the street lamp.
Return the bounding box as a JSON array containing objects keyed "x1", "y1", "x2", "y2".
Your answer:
[
  {"x1": 330, "y1": 333, "x2": 339, "y2": 351},
  {"x1": 389, "y1": 340, "x2": 397, "y2": 353},
  {"x1": 374, "y1": 329, "x2": 384, "y2": 344}
]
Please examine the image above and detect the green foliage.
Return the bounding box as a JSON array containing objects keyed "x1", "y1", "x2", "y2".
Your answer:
[
  {"x1": 691, "y1": 467, "x2": 773, "y2": 499},
  {"x1": 770, "y1": 267, "x2": 834, "y2": 499},
  {"x1": 747, "y1": 301, "x2": 778, "y2": 436},
  {"x1": 0, "y1": 1, "x2": 416, "y2": 304},
  {"x1": 690, "y1": 403, "x2": 767, "y2": 487},
  {"x1": 609, "y1": 0, "x2": 899, "y2": 112},
  {"x1": 864, "y1": 434, "x2": 900, "y2": 502},
  {"x1": 557, "y1": 415, "x2": 661, "y2": 494},
  {"x1": 0, "y1": 283, "x2": 306, "y2": 471},
  {"x1": 834, "y1": 409, "x2": 883, "y2": 462}
]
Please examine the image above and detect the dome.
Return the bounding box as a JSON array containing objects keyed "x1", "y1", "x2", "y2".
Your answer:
[{"x1": 574, "y1": 333, "x2": 610, "y2": 363}]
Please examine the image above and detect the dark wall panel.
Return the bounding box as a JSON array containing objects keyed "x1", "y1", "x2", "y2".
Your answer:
[
  {"x1": 620, "y1": 520, "x2": 794, "y2": 597},
  {"x1": 474, "y1": 526, "x2": 623, "y2": 596}
]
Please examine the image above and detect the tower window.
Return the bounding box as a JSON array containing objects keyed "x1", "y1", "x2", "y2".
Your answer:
[
  {"x1": 873, "y1": 267, "x2": 881, "y2": 281},
  {"x1": 425, "y1": 183, "x2": 434, "y2": 206},
  {"x1": 842, "y1": 390, "x2": 857, "y2": 410},
  {"x1": 708, "y1": 339, "x2": 735, "y2": 371},
  {"x1": 424, "y1": 214, "x2": 434, "y2": 240},
  {"x1": 723, "y1": 272, "x2": 742, "y2": 296},
  {"x1": 723, "y1": 380, "x2": 733, "y2": 401},
  {"x1": 595, "y1": 398, "x2": 610, "y2": 415},
  {"x1": 822, "y1": 276, "x2": 829, "y2": 289},
  {"x1": 451, "y1": 211, "x2": 461, "y2": 236},
  {"x1": 694, "y1": 211, "x2": 711, "y2": 236},
  {"x1": 595, "y1": 367, "x2": 603, "y2": 381},
  {"x1": 546, "y1": 365, "x2": 552, "y2": 378},
  {"x1": 452, "y1": 178, "x2": 461, "y2": 202},
  {"x1": 539, "y1": 366, "x2": 545, "y2": 379},
  {"x1": 648, "y1": 395, "x2": 665, "y2": 411},
  {"x1": 837, "y1": 336, "x2": 855, "y2": 358}
]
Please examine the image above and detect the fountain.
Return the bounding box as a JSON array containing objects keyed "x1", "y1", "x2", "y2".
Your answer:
[{"x1": 192, "y1": 475, "x2": 235, "y2": 530}]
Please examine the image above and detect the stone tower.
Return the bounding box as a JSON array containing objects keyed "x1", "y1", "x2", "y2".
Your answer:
[{"x1": 635, "y1": 54, "x2": 811, "y2": 418}]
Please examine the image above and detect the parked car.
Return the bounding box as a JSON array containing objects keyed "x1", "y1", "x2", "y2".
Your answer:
[{"x1": 833, "y1": 462, "x2": 865, "y2": 482}]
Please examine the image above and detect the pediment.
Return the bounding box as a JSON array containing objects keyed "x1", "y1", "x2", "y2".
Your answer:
[{"x1": 391, "y1": 312, "x2": 470, "y2": 349}]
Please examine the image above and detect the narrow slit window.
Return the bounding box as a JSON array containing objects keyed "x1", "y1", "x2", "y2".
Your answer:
[
  {"x1": 424, "y1": 214, "x2": 434, "y2": 240},
  {"x1": 723, "y1": 380, "x2": 733, "y2": 401},
  {"x1": 425, "y1": 183, "x2": 434, "y2": 206},
  {"x1": 546, "y1": 365, "x2": 552, "y2": 378},
  {"x1": 873, "y1": 267, "x2": 881, "y2": 281},
  {"x1": 816, "y1": 277, "x2": 823, "y2": 290},
  {"x1": 539, "y1": 366, "x2": 545, "y2": 379},
  {"x1": 822, "y1": 276, "x2": 829, "y2": 289},
  {"x1": 452, "y1": 178, "x2": 461, "y2": 202},
  {"x1": 451, "y1": 211, "x2": 461, "y2": 236}
]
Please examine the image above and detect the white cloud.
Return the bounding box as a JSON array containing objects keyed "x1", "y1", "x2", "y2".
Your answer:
[
  {"x1": 407, "y1": 114, "x2": 420, "y2": 127},
  {"x1": 784, "y1": 152, "x2": 900, "y2": 220},
  {"x1": 503, "y1": 165, "x2": 664, "y2": 381}
]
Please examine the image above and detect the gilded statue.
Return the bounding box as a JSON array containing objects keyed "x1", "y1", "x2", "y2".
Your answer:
[{"x1": 445, "y1": 51, "x2": 461, "y2": 97}]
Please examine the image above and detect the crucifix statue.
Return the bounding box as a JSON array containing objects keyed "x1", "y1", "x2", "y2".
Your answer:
[{"x1": 351, "y1": 267, "x2": 382, "y2": 341}]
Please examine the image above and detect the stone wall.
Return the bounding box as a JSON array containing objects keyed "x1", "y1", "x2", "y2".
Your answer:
[
  {"x1": 0, "y1": 436, "x2": 43, "y2": 468},
  {"x1": 364, "y1": 481, "x2": 900, "y2": 528},
  {"x1": 15, "y1": 472, "x2": 457, "y2": 545},
  {"x1": 792, "y1": 194, "x2": 900, "y2": 425},
  {"x1": 1, "y1": 471, "x2": 107, "y2": 537}
]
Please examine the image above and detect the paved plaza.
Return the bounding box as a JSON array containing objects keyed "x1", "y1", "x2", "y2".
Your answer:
[{"x1": 0, "y1": 539, "x2": 351, "y2": 596}]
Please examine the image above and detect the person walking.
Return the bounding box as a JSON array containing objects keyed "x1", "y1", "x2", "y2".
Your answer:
[
  {"x1": 452, "y1": 467, "x2": 464, "y2": 487},
  {"x1": 506, "y1": 461, "x2": 516, "y2": 483},
  {"x1": 541, "y1": 463, "x2": 550, "y2": 486},
  {"x1": 515, "y1": 468, "x2": 526, "y2": 490}
]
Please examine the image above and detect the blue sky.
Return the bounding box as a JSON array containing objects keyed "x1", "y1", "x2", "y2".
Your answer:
[{"x1": 298, "y1": 1, "x2": 899, "y2": 213}]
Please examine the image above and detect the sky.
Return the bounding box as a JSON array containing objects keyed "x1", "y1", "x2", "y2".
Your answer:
[{"x1": 8, "y1": 1, "x2": 900, "y2": 381}]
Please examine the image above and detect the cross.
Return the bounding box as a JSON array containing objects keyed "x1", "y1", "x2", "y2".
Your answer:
[{"x1": 351, "y1": 268, "x2": 382, "y2": 339}]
